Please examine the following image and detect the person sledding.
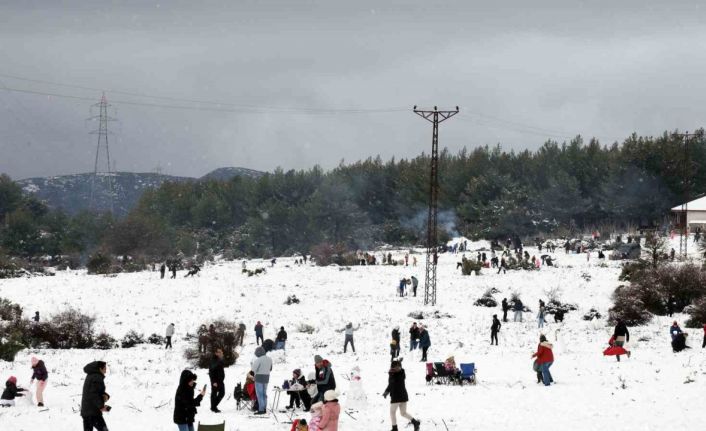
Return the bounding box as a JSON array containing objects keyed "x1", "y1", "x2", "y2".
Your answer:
[{"x1": 603, "y1": 336, "x2": 631, "y2": 359}]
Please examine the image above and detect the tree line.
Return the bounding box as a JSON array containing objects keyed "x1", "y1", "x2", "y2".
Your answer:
[{"x1": 1, "y1": 129, "x2": 705, "y2": 263}]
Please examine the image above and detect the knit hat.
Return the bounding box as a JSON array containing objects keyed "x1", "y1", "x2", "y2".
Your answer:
[
  {"x1": 7, "y1": 376, "x2": 17, "y2": 385},
  {"x1": 314, "y1": 354, "x2": 323, "y2": 363},
  {"x1": 293, "y1": 368, "x2": 301, "y2": 377},
  {"x1": 324, "y1": 390, "x2": 338, "y2": 402},
  {"x1": 31, "y1": 356, "x2": 39, "y2": 367}
]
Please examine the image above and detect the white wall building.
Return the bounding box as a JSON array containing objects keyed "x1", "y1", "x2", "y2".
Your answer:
[{"x1": 671, "y1": 195, "x2": 706, "y2": 230}]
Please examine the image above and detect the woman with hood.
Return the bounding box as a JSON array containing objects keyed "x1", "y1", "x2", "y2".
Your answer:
[
  {"x1": 80, "y1": 361, "x2": 110, "y2": 431},
  {"x1": 531, "y1": 334, "x2": 554, "y2": 386},
  {"x1": 30, "y1": 356, "x2": 48, "y2": 407},
  {"x1": 383, "y1": 360, "x2": 421, "y2": 431},
  {"x1": 308, "y1": 401, "x2": 324, "y2": 431},
  {"x1": 1, "y1": 376, "x2": 27, "y2": 407},
  {"x1": 318, "y1": 390, "x2": 341, "y2": 431},
  {"x1": 173, "y1": 370, "x2": 206, "y2": 431},
  {"x1": 251, "y1": 346, "x2": 273, "y2": 415}
]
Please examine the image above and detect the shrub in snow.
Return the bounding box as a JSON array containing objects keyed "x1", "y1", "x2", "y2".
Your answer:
[
  {"x1": 94, "y1": 332, "x2": 117, "y2": 350},
  {"x1": 0, "y1": 297, "x2": 22, "y2": 321},
  {"x1": 546, "y1": 300, "x2": 578, "y2": 316},
  {"x1": 608, "y1": 285, "x2": 652, "y2": 326},
  {"x1": 461, "y1": 259, "x2": 482, "y2": 275},
  {"x1": 147, "y1": 333, "x2": 165, "y2": 345},
  {"x1": 87, "y1": 253, "x2": 112, "y2": 274},
  {"x1": 474, "y1": 289, "x2": 497, "y2": 307},
  {"x1": 685, "y1": 297, "x2": 706, "y2": 328},
  {"x1": 297, "y1": 323, "x2": 315, "y2": 334},
  {"x1": 185, "y1": 320, "x2": 239, "y2": 368},
  {"x1": 582, "y1": 308, "x2": 602, "y2": 321},
  {"x1": 408, "y1": 311, "x2": 424, "y2": 320},
  {"x1": 0, "y1": 338, "x2": 24, "y2": 361},
  {"x1": 618, "y1": 260, "x2": 649, "y2": 282},
  {"x1": 121, "y1": 330, "x2": 146, "y2": 348},
  {"x1": 32, "y1": 308, "x2": 96, "y2": 349},
  {"x1": 284, "y1": 295, "x2": 300, "y2": 305},
  {"x1": 310, "y1": 242, "x2": 356, "y2": 266}
]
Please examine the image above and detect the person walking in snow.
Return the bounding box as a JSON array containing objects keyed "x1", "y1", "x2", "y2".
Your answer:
[
  {"x1": 409, "y1": 323, "x2": 419, "y2": 351},
  {"x1": 30, "y1": 356, "x2": 48, "y2": 407},
  {"x1": 0, "y1": 376, "x2": 27, "y2": 407},
  {"x1": 276, "y1": 326, "x2": 288, "y2": 350},
  {"x1": 251, "y1": 346, "x2": 273, "y2": 415},
  {"x1": 160, "y1": 263, "x2": 166, "y2": 279},
  {"x1": 173, "y1": 369, "x2": 206, "y2": 431},
  {"x1": 410, "y1": 275, "x2": 419, "y2": 297},
  {"x1": 208, "y1": 348, "x2": 226, "y2": 413},
  {"x1": 165, "y1": 323, "x2": 175, "y2": 349},
  {"x1": 612, "y1": 319, "x2": 630, "y2": 362},
  {"x1": 491, "y1": 315, "x2": 501, "y2": 345},
  {"x1": 418, "y1": 326, "x2": 431, "y2": 362},
  {"x1": 343, "y1": 322, "x2": 357, "y2": 353},
  {"x1": 497, "y1": 257, "x2": 507, "y2": 274},
  {"x1": 501, "y1": 298, "x2": 509, "y2": 322},
  {"x1": 702, "y1": 323, "x2": 706, "y2": 349},
  {"x1": 235, "y1": 322, "x2": 246, "y2": 347},
  {"x1": 513, "y1": 298, "x2": 524, "y2": 322},
  {"x1": 531, "y1": 335, "x2": 554, "y2": 386},
  {"x1": 313, "y1": 355, "x2": 336, "y2": 404},
  {"x1": 170, "y1": 264, "x2": 177, "y2": 279},
  {"x1": 383, "y1": 360, "x2": 421, "y2": 431},
  {"x1": 390, "y1": 326, "x2": 401, "y2": 359},
  {"x1": 255, "y1": 321, "x2": 264, "y2": 346},
  {"x1": 80, "y1": 361, "x2": 110, "y2": 430},
  {"x1": 398, "y1": 278, "x2": 407, "y2": 297},
  {"x1": 537, "y1": 304, "x2": 546, "y2": 329}
]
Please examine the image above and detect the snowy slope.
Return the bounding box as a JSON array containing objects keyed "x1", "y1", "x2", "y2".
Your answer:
[{"x1": 1, "y1": 241, "x2": 705, "y2": 431}]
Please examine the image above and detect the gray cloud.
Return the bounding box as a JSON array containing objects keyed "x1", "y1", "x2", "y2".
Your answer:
[{"x1": 1, "y1": 0, "x2": 705, "y2": 179}]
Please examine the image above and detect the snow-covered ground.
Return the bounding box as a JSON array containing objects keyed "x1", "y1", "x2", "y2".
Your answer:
[{"x1": 1, "y1": 239, "x2": 705, "y2": 431}]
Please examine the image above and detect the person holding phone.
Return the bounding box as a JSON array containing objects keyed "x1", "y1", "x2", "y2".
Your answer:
[
  {"x1": 174, "y1": 370, "x2": 207, "y2": 431},
  {"x1": 80, "y1": 361, "x2": 110, "y2": 431}
]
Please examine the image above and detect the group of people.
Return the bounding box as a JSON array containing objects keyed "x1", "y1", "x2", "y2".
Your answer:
[
  {"x1": 408, "y1": 322, "x2": 432, "y2": 361},
  {"x1": 1, "y1": 356, "x2": 48, "y2": 408},
  {"x1": 397, "y1": 275, "x2": 419, "y2": 297}
]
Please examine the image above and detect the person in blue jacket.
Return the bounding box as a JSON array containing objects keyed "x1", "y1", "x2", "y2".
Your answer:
[
  {"x1": 670, "y1": 321, "x2": 683, "y2": 341},
  {"x1": 418, "y1": 326, "x2": 431, "y2": 362}
]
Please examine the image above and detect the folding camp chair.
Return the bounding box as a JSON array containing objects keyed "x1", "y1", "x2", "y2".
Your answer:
[
  {"x1": 433, "y1": 362, "x2": 451, "y2": 385},
  {"x1": 460, "y1": 363, "x2": 477, "y2": 385},
  {"x1": 425, "y1": 362, "x2": 435, "y2": 384},
  {"x1": 197, "y1": 421, "x2": 225, "y2": 431}
]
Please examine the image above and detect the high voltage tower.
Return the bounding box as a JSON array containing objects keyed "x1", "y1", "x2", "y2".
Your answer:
[
  {"x1": 676, "y1": 131, "x2": 696, "y2": 258},
  {"x1": 414, "y1": 105, "x2": 459, "y2": 306},
  {"x1": 88, "y1": 93, "x2": 117, "y2": 214}
]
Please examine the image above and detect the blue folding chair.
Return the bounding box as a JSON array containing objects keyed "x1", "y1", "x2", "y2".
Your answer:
[{"x1": 460, "y1": 363, "x2": 476, "y2": 385}]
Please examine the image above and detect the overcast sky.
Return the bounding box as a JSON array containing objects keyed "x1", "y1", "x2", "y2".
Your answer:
[{"x1": 1, "y1": 0, "x2": 705, "y2": 179}]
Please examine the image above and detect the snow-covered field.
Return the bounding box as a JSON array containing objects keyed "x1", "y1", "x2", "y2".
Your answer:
[{"x1": 1, "y1": 240, "x2": 705, "y2": 431}]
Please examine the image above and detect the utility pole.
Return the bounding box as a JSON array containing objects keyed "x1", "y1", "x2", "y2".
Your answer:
[
  {"x1": 88, "y1": 93, "x2": 117, "y2": 214},
  {"x1": 414, "y1": 105, "x2": 459, "y2": 306},
  {"x1": 676, "y1": 131, "x2": 695, "y2": 258}
]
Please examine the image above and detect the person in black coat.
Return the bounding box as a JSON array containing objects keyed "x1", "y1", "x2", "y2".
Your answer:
[
  {"x1": 276, "y1": 327, "x2": 288, "y2": 350},
  {"x1": 285, "y1": 368, "x2": 311, "y2": 411},
  {"x1": 491, "y1": 314, "x2": 501, "y2": 345},
  {"x1": 208, "y1": 349, "x2": 225, "y2": 412},
  {"x1": 80, "y1": 361, "x2": 110, "y2": 431},
  {"x1": 501, "y1": 298, "x2": 509, "y2": 322},
  {"x1": 390, "y1": 326, "x2": 401, "y2": 360},
  {"x1": 613, "y1": 319, "x2": 630, "y2": 362},
  {"x1": 160, "y1": 263, "x2": 166, "y2": 279},
  {"x1": 174, "y1": 370, "x2": 206, "y2": 430},
  {"x1": 313, "y1": 355, "x2": 336, "y2": 403},
  {"x1": 1, "y1": 376, "x2": 27, "y2": 407},
  {"x1": 383, "y1": 360, "x2": 420, "y2": 431}
]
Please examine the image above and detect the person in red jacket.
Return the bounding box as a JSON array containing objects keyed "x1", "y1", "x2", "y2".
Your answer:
[
  {"x1": 244, "y1": 371, "x2": 258, "y2": 412},
  {"x1": 531, "y1": 334, "x2": 554, "y2": 386}
]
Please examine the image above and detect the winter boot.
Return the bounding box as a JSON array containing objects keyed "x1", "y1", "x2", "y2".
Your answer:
[
  {"x1": 412, "y1": 418, "x2": 421, "y2": 431},
  {"x1": 391, "y1": 426, "x2": 398, "y2": 431}
]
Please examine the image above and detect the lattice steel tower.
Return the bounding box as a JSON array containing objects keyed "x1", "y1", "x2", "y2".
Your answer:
[
  {"x1": 89, "y1": 93, "x2": 116, "y2": 214},
  {"x1": 413, "y1": 106, "x2": 459, "y2": 306}
]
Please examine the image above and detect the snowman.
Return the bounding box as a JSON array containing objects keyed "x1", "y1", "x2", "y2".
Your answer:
[{"x1": 345, "y1": 366, "x2": 367, "y2": 409}]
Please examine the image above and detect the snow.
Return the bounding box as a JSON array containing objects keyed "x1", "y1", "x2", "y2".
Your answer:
[{"x1": 1, "y1": 240, "x2": 705, "y2": 431}]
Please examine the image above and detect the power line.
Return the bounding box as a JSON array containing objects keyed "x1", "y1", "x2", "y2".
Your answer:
[{"x1": 0, "y1": 73, "x2": 408, "y2": 114}]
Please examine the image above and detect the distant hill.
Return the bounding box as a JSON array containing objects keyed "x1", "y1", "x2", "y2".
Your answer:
[
  {"x1": 16, "y1": 167, "x2": 265, "y2": 217},
  {"x1": 200, "y1": 167, "x2": 265, "y2": 181}
]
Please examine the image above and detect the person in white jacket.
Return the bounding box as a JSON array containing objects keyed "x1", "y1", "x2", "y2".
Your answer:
[
  {"x1": 250, "y1": 346, "x2": 273, "y2": 415},
  {"x1": 343, "y1": 322, "x2": 359, "y2": 353},
  {"x1": 165, "y1": 323, "x2": 175, "y2": 349}
]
